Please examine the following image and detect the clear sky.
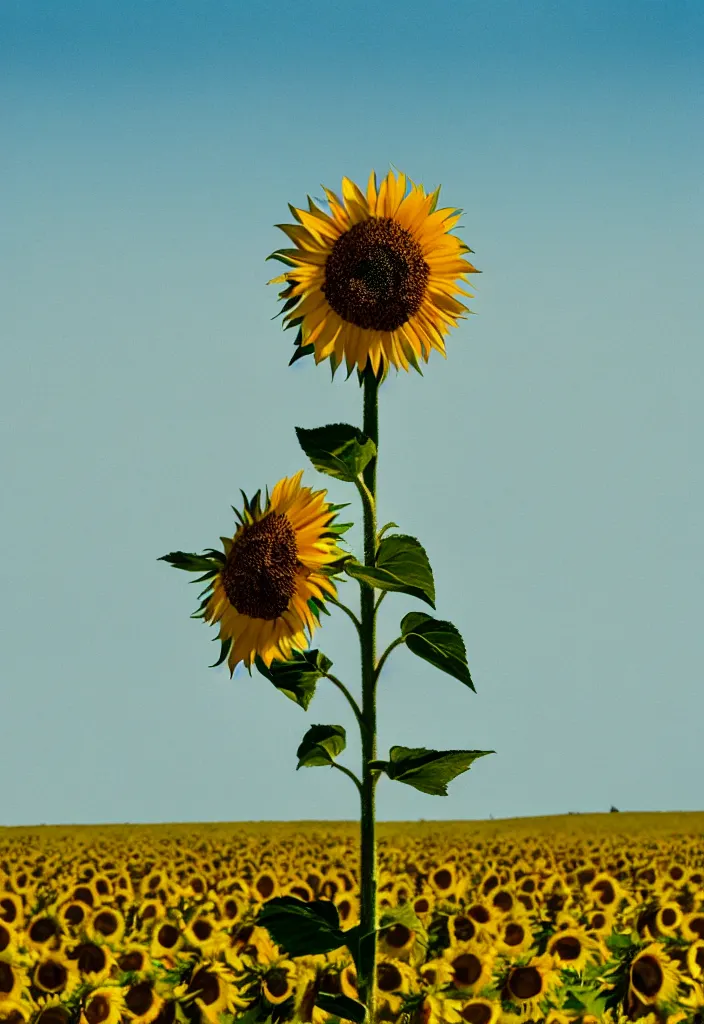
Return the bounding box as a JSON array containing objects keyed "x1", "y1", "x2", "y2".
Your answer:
[{"x1": 2, "y1": 0, "x2": 702, "y2": 827}]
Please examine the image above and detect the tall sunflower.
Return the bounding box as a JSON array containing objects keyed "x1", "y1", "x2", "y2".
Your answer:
[
  {"x1": 268, "y1": 167, "x2": 480, "y2": 381},
  {"x1": 160, "y1": 471, "x2": 350, "y2": 674}
]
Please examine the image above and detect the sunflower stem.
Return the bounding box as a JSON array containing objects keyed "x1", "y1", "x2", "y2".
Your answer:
[
  {"x1": 325, "y1": 672, "x2": 367, "y2": 739},
  {"x1": 327, "y1": 595, "x2": 362, "y2": 636},
  {"x1": 358, "y1": 366, "x2": 380, "y2": 1024},
  {"x1": 330, "y1": 761, "x2": 363, "y2": 796},
  {"x1": 373, "y1": 636, "x2": 406, "y2": 688},
  {"x1": 373, "y1": 591, "x2": 387, "y2": 616}
]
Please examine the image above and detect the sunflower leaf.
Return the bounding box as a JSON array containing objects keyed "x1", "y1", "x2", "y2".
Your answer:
[
  {"x1": 266, "y1": 250, "x2": 300, "y2": 267},
  {"x1": 378, "y1": 903, "x2": 429, "y2": 967},
  {"x1": 344, "y1": 535, "x2": 435, "y2": 608},
  {"x1": 295, "y1": 423, "x2": 377, "y2": 483},
  {"x1": 158, "y1": 551, "x2": 223, "y2": 574},
  {"x1": 256, "y1": 896, "x2": 347, "y2": 957},
  {"x1": 400, "y1": 613, "x2": 475, "y2": 692},
  {"x1": 289, "y1": 342, "x2": 315, "y2": 366},
  {"x1": 342, "y1": 924, "x2": 378, "y2": 980},
  {"x1": 376, "y1": 521, "x2": 399, "y2": 545},
  {"x1": 254, "y1": 650, "x2": 332, "y2": 712},
  {"x1": 314, "y1": 993, "x2": 367, "y2": 1024},
  {"x1": 379, "y1": 745, "x2": 494, "y2": 796},
  {"x1": 296, "y1": 723, "x2": 346, "y2": 768},
  {"x1": 208, "y1": 638, "x2": 232, "y2": 669}
]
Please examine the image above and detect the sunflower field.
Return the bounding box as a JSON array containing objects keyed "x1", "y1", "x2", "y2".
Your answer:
[{"x1": 1, "y1": 814, "x2": 703, "y2": 1024}]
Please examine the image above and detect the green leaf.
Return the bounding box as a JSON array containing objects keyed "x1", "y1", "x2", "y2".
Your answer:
[
  {"x1": 381, "y1": 745, "x2": 494, "y2": 796},
  {"x1": 315, "y1": 993, "x2": 366, "y2": 1024},
  {"x1": 254, "y1": 650, "x2": 332, "y2": 711},
  {"x1": 376, "y1": 521, "x2": 399, "y2": 545},
  {"x1": 289, "y1": 342, "x2": 315, "y2": 367},
  {"x1": 295, "y1": 423, "x2": 376, "y2": 483},
  {"x1": 341, "y1": 924, "x2": 377, "y2": 979},
  {"x1": 296, "y1": 724, "x2": 347, "y2": 768},
  {"x1": 266, "y1": 250, "x2": 299, "y2": 267},
  {"x1": 158, "y1": 551, "x2": 224, "y2": 573},
  {"x1": 344, "y1": 535, "x2": 435, "y2": 608},
  {"x1": 400, "y1": 613, "x2": 475, "y2": 692},
  {"x1": 256, "y1": 896, "x2": 346, "y2": 957},
  {"x1": 378, "y1": 903, "x2": 429, "y2": 968},
  {"x1": 209, "y1": 638, "x2": 232, "y2": 669}
]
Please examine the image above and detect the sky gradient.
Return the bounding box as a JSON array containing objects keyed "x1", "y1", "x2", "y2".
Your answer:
[{"x1": 2, "y1": 0, "x2": 703, "y2": 826}]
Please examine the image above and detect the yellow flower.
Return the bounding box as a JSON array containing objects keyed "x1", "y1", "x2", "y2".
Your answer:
[
  {"x1": 164, "y1": 471, "x2": 348, "y2": 674},
  {"x1": 546, "y1": 926, "x2": 605, "y2": 972},
  {"x1": 500, "y1": 952, "x2": 563, "y2": 1019},
  {"x1": 78, "y1": 985, "x2": 126, "y2": 1024},
  {"x1": 627, "y1": 942, "x2": 681, "y2": 1009},
  {"x1": 268, "y1": 167, "x2": 480, "y2": 380}
]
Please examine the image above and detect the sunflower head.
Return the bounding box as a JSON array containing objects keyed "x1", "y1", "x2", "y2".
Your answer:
[
  {"x1": 268, "y1": 166, "x2": 480, "y2": 383},
  {"x1": 160, "y1": 471, "x2": 350, "y2": 675}
]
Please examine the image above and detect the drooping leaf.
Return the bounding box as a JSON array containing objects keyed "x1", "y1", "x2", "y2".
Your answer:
[
  {"x1": 315, "y1": 993, "x2": 367, "y2": 1024},
  {"x1": 254, "y1": 650, "x2": 332, "y2": 711},
  {"x1": 381, "y1": 745, "x2": 494, "y2": 796},
  {"x1": 296, "y1": 724, "x2": 347, "y2": 768},
  {"x1": 400, "y1": 612, "x2": 475, "y2": 692},
  {"x1": 295, "y1": 423, "x2": 377, "y2": 483},
  {"x1": 256, "y1": 896, "x2": 346, "y2": 956},
  {"x1": 344, "y1": 535, "x2": 435, "y2": 608}
]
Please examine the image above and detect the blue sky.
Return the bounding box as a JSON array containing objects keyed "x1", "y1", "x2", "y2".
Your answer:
[{"x1": 2, "y1": 0, "x2": 702, "y2": 827}]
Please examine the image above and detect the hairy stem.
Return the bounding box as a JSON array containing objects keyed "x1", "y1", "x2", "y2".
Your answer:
[{"x1": 357, "y1": 367, "x2": 379, "y2": 1024}]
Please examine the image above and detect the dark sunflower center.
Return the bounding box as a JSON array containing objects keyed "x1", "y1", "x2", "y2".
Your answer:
[
  {"x1": 508, "y1": 966, "x2": 542, "y2": 1001},
  {"x1": 322, "y1": 216, "x2": 429, "y2": 332},
  {"x1": 631, "y1": 956, "x2": 663, "y2": 997},
  {"x1": 221, "y1": 513, "x2": 299, "y2": 620}
]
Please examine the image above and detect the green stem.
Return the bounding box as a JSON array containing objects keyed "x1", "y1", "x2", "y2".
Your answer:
[
  {"x1": 328, "y1": 596, "x2": 362, "y2": 636},
  {"x1": 331, "y1": 761, "x2": 363, "y2": 796},
  {"x1": 373, "y1": 636, "x2": 405, "y2": 687},
  {"x1": 325, "y1": 672, "x2": 366, "y2": 739},
  {"x1": 358, "y1": 367, "x2": 379, "y2": 1024}
]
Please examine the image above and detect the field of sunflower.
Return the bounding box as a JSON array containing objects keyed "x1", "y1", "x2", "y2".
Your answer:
[{"x1": 1, "y1": 814, "x2": 703, "y2": 1024}]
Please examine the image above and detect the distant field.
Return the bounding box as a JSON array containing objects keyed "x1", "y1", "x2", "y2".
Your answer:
[{"x1": 0, "y1": 812, "x2": 702, "y2": 1023}]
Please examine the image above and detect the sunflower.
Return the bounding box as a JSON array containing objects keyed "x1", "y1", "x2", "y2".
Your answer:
[
  {"x1": 442, "y1": 939, "x2": 496, "y2": 995},
  {"x1": 0, "y1": 995, "x2": 36, "y2": 1024},
  {"x1": 30, "y1": 949, "x2": 82, "y2": 997},
  {"x1": 455, "y1": 994, "x2": 501, "y2": 1024},
  {"x1": 85, "y1": 908, "x2": 126, "y2": 948},
  {"x1": 122, "y1": 980, "x2": 165, "y2": 1024},
  {"x1": 546, "y1": 926, "x2": 605, "y2": 972},
  {"x1": 493, "y1": 916, "x2": 536, "y2": 960},
  {"x1": 499, "y1": 952, "x2": 563, "y2": 1019},
  {"x1": 78, "y1": 985, "x2": 126, "y2": 1024},
  {"x1": 268, "y1": 167, "x2": 480, "y2": 381},
  {"x1": 0, "y1": 959, "x2": 28, "y2": 1004},
  {"x1": 627, "y1": 942, "x2": 681, "y2": 1009},
  {"x1": 185, "y1": 959, "x2": 251, "y2": 1024},
  {"x1": 183, "y1": 913, "x2": 229, "y2": 959},
  {"x1": 161, "y1": 472, "x2": 349, "y2": 674}
]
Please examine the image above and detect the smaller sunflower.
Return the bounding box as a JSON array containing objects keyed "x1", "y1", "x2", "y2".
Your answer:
[{"x1": 160, "y1": 471, "x2": 350, "y2": 674}]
